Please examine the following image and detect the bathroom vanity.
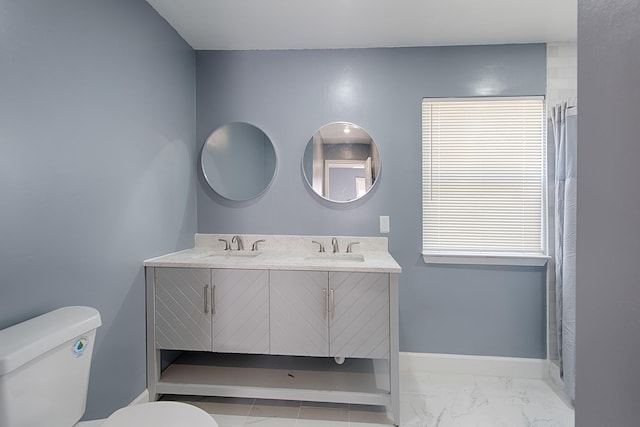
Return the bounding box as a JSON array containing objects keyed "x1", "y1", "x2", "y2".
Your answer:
[{"x1": 144, "y1": 234, "x2": 401, "y2": 425}]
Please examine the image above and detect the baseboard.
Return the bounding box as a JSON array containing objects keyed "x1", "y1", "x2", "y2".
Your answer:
[
  {"x1": 546, "y1": 359, "x2": 563, "y2": 389},
  {"x1": 400, "y1": 352, "x2": 547, "y2": 380},
  {"x1": 545, "y1": 359, "x2": 574, "y2": 408},
  {"x1": 128, "y1": 389, "x2": 149, "y2": 406}
]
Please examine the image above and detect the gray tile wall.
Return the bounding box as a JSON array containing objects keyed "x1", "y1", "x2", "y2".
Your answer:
[{"x1": 547, "y1": 42, "x2": 577, "y2": 110}]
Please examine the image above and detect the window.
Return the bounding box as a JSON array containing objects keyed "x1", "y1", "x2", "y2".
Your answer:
[{"x1": 422, "y1": 97, "x2": 547, "y2": 265}]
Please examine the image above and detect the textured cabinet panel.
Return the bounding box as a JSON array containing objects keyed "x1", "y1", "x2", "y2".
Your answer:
[
  {"x1": 270, "y1": 270, "x2": 329, "y2": 356},
  {"x1": 329, "y1": 272, "x2": 389, "y2": 359},
  {"x1": 155, "y1": 268, "x2": 212, "y2": 351},
  {"x1": 211, "y1": 269, "x2": 270, "y2": 354}
]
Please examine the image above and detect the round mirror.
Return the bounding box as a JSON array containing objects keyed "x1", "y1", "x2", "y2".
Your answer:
[
  {"x1": 302, "y1": 122, "x2": 381, "y2": 203},
  {"x1": 201, "y1": 122, "x2": 277, "y2": 201}
]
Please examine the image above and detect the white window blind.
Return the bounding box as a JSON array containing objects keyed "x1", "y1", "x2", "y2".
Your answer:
[{"x1": 422, "y1": 97, "x2": 546, "y2": 256}]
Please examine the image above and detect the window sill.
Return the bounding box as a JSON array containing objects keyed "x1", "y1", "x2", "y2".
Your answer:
[{"x1": 422, "y1": 252, "x2": 550, "y2": 267}]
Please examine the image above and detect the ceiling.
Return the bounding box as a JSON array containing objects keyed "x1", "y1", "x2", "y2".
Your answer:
[
  {"x1": 145, "y1": 0, "x2": 576, "y2": 51},
  {"x1": 319, "y1": 123, "x2": 372, "y2": 145}
]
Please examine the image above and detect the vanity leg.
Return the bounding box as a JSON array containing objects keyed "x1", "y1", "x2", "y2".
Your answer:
[
  {"x1": 389, "y1": 274, "x2": 400, "y2": 426},
  {"x1": 145, "y1": 267, "x2": 159, "y2": 401},
  {"x1": 147, "y1": 350, "x2": 160, "y2": 401}
]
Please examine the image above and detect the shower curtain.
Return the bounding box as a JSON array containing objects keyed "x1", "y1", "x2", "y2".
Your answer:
[{"x1": 551, "y1": 100, "x2": 577, "y2": 401}]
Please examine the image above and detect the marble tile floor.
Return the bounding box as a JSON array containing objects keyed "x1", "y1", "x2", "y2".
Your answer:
[{"x1": 162, "y1": 372, "x2": 574, "y2": 427}]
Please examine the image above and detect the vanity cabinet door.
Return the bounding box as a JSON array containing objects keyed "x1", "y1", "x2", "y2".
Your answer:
[
  {"x1": 329, "y1": 272, "x2": 389, "y2": 359},
  {"x1": 269, "y1": 270, "x2": 329, "y2": 356},
  {"x1": 211, "y1": 269, "x2": 269, "y2": 354},
  {"x1": 155, "y1": 267, "x2": 212, "y2": 351}
]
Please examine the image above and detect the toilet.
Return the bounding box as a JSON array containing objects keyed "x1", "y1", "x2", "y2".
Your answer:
[{"x1": 0, "y1": 306, "x2": 217, "y2": 427}]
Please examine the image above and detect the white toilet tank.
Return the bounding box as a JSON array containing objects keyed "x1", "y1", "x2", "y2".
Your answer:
[{"x1": 0, "y1": 306, "x2": 102, "y2": 427}]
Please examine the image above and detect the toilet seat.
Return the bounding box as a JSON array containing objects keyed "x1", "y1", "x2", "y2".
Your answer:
[{"x1": 100, "y1": 401, "x2": 218, "y2": 427}]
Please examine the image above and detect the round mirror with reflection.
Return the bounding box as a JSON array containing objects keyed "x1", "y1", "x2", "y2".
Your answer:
[
  {"x1": 201, "y1": 122, "x2": 277, "y2": 201},
  {"x1": 302, "y1": 122, "x2": 381, "y2": 203}
]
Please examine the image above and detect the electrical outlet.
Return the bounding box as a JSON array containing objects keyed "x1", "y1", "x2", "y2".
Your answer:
[{"x1": 380, "y1": 216, "x2": 390, "y2": 233}]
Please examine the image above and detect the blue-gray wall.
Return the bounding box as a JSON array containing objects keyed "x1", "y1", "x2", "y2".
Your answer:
[
  {"x1": 0, "y1": 0, "x2": 196, "y2": 420},
  {"x1": 576, "y1": 0, "x2": 640, "y2": 425},
  {"x1": 196, "y1": 45, "x2": 548, "y2": 358}
]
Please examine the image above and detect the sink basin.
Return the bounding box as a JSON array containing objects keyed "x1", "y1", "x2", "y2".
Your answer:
[
  {"x1": 305, "y1": 253, "x2": 365, "y2": 262},
  {"x1": 203, "y1": 251, "x2": 261, "y2": 259}
]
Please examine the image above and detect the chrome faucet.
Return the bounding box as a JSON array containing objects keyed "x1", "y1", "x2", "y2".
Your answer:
[
  {"x1": 231, "y1": 235, "x2": 244, "y2": 251},
  {"x1": 331, "y1": 237, "x2": 339, "y2": 253},
  {"x1": 312, "y1": 240, "x2": 325, "y2": 253}
]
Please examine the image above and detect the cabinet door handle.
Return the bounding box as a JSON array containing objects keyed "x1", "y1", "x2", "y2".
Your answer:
[
  {"x1": 204, "y1": 285, "x2": 209, "y2": 314},
  {"x1": 322, "y1": 288, "x2": 327, "y2": 319},
  {"x1": 330, "y1": 288, "x2": 335, "y2": 321},
  {"x1": 211, "y1": 285, "x2": 216, "y2": 316}
]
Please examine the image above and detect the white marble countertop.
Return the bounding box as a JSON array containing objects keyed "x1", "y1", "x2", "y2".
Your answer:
[{"x1": 144, "y1": 234, "x2": 402, "y2": 273}]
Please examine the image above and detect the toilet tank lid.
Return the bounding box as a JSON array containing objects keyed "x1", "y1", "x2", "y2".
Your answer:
[{"x1": 0, "y1": 306, "x2": 102, "y2": 376}]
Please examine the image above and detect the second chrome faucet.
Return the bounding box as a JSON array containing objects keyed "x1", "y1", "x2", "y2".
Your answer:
[{"x1": 231, "y1": 235, "x2": 244, "y2": 251}]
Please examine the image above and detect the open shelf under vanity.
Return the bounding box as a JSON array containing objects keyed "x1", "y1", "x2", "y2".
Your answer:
[{"x1": 156, "y1": 352, "x2": 391, "y2": 406}]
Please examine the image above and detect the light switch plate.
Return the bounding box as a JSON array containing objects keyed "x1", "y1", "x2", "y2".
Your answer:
[{"x1": 380, "y1": 216, "x2": 390, "y2": 233}]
